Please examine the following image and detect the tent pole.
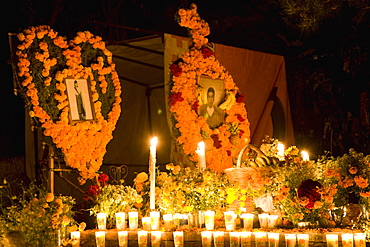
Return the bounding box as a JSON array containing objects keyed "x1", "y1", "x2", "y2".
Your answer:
[{"x1": 48, "y1": 145, "x2": 55, "y2": 194}]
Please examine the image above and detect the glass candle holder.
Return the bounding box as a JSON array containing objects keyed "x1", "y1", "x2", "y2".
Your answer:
[
  {"x1": 128, "y1": 211, "x2": 138, "y2": 230},
  {"x1": 255, "y1": 232, "x2": 268, "y2": 247},
  {"x1": 163, "y1": 214, "x2": 173, "y2": 230},
  {"x1": 118, "y1": 231, "x2": 128, "y2": 247},
  {"x1": 141, "y1": 216, "x2": 151, "y2": 231},
  {"x1": 230, "y1": 232, "x2": 241, "y2": 247},
  {"x1": 173, "y1": 231, "x2": 184, "y2": 247},
  {"x1": 138, "y1": 230, "x2": 148, "y2": 247},
  {"x1": 326, "y1": 234, "x2": 338, "y2": 247},
  {"x1": 116, "y1": 212, "x2": 126, "y2": 230},
  {"x1": 95, "y1": 231, "x2": 106, "y2": 247},
  {"x1": 342, "y1": 233, "x2": 353, "y2": 247},
  {"x1": 285, "y1": 234, "x2": 296, "y2": 247},
  {"x1": 213, "y1": 231, "x2": 224, "y2": 247},
  {"x1": 268, "y1": 232, "x2": 280, "y2": 247},
  {"x1": 241, "y1": 213, "x2": 254, "y2": 230},
  {"x1": 258, "y1": 213, "x2": 269, "y2": 228},
  {"x1": 268, "y1": 215, "x2": 279, "y2": 228},
  {"x1": 151, "y1": 231, "x2": 162, "y2": 247},
  {"x1": 297, "y1": 234, "x2": 309, "y2": 247},
  {"x1": 354, "y1": 233, "x2": 366, "y2": 247},
  {"x1": 150, "y1": 211, "x2": 160, "y2": 230},
  {"x1": 96, "y1": 213, "x2": 107, "y2": 230},
  {"x1": 70, "y1": 231, "x2": 80, "y2": 247},
  {"x1": 224, "y1": 211, "x2": 236, "y2": 231},
  {"x1": 201, "y1": 231, "x2": 213, "y2": 247},
  {"x1": 240, "y1": 231, "x2": 253, "y2": 247},
  {"x1": 204, "y1": 210, "x2": 215, "y2": 230}
]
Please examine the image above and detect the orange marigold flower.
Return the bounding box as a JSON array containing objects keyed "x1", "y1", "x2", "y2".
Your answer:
[
  {"x1": 354, "y1": 176, "x2": 369, "y2": 189},
  {"x1": 349, "y1": 166, "x2": 358, "y2": 174}
]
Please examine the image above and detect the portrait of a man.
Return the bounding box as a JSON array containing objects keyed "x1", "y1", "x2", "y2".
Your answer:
[{"x1": 198, "y1": 78, "x2": 225, "y2": 129}]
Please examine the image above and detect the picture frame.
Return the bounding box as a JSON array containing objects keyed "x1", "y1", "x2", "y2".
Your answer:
[
  {"x1": 197, "y1": 75, "x2": 226, "y2": 129},
  {"x1": 65, "y1": 77, "x2": 95, "y2": 123}
]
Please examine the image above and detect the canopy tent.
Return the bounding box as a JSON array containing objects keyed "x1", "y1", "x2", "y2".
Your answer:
[{"x1": 24, "y1": 33, "x2": 294, "y2": 183}]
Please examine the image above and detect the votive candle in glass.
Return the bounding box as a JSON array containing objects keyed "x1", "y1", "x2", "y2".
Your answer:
[
  {"x1": 95, "y1": 231, "x2": 106, "y2": 247},
  {"x1": 70, "y1": 231, "x2": 80, "y2": 247},
  {"x1": 230, "y1": 232, "x2": 241, "y2": 247},
  {"x1": 201, "y1": 231, "x2": 213, "y2": 247},
  {"x1": 354, "y1": 233, "x2": 366, "y2": 247},
  {"x1": 268, "y1": 215, "x2": 279, "y2": 228},
  {"x1": 258, "y1": 213, "x2": 269, "y2": 228},
  {"x1": 204, "y1": 210, "x2": 215, "y2": 230},
  {"x1": 150, "y1": 211, "x2": 160, "y2": 230},
  {"x1": 342, "y1": 233, "x2": 353, "y2": 247},
  {"x1": 173, "y1": 213, "x2": 182, "y2": 228},
  {"x1": 241, "y1": 213, "x2": 254, "y2": 230},
  {"x1": 285, "y1": 234, "x2": 297, "y2": 247},
  {"x1": 151, "y1": 231, "x2": 162, "y2": 247},
  {"x1": 96, "y1": 213, "x2": 107, "y2": 230},
  {"x1": 213, "y1": 231, "x2": 224, "y2": 247},
  {"x1": 138, "y1": 230, "x2": 148, "y2": 247},
  {"x1": 173, "y1": 231, "x2": 184, "y2": 247},
  {"x1": 142, "y1": 216, "x2": 151, "y2": 231},
  {"x1": 163, "y1": 213, "x2": 173, "y2": 230},
  {"x1": 326, "y1": 234, "x2": 338, "y2": 247},
  {"x1": 116, "y1": 212, "x2": 126, "y2": 230},
  {"x1": 297, "y1": 234, "x2": 309, "y2": 247},
  {"x1": 118, "y1": 231, "x2": 128, "y2": 247},
  {"x1": 224, "y1": 211, "x2": 236, "y2": 231},
  {"x1": 255, "y1": 232, "x2": 268, "y2": 247},
  {"x1": 240, "y1": 231, "x2": 253, "y2": 247},
  {"x1": 128, "y1": 211, "x2": 139, "y2": 230},
  {"x1": 268, "y1": 232, "x2": 280, "y2": 247}
]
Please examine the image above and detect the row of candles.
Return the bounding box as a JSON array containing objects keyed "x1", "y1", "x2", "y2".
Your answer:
[{"x1": 69, "y1": 229, "x2": 367, "y2": 247}]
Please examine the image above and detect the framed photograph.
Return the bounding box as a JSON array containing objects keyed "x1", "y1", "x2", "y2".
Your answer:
[
  {"x1": 198, "y1": 75, "x2": 226, "y2": 129},
  {"x1": 65, "y1": 77, "x2": 95, "y2": 123}
]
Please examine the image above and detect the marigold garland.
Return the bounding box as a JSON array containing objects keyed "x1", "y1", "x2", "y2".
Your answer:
[
  {"x1": 168, "y1": 4, "x2": 251, "y2": 172},
  {"x1": 14, "y1": 25, "x2": 121, "y2": 179}
]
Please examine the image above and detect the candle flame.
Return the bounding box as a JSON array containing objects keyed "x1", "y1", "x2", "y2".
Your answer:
[
  {"x1": 301, "y1": 150, "x2": 309, "y2": 161},
  {"x1": 150, "y1": 136, "x2": 158, "y2": 147}
]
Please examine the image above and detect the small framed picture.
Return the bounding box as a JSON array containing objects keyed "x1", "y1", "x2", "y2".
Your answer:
[
  {"x1": 65, "y1": 77, "x2": 95, "y2": 123},
  {"x1": 198, "y1": 75, "x2": 225, "y2": 129}
]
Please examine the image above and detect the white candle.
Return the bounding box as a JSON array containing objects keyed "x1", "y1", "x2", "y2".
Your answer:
[
  {"x1": 95, "y1": 231, "x2": 106, "y2": 247},
  {"x1": 151, "y1": 231, "x2": 162, "y2": 247},
  {"x1": 196, "y1": 141, "x2": 206, "y2": 170},
  {"x1": 96, "y1": 213, "x2": 107, "y2": 230},
  {"x1": 213, "y1": 231, "x2": 224, "y2": 247},
  {"x1": 326, "y1": 234, "x2": 338, "y2": 247},
  {"x1": 230, "y1": 232, "x2": 241, "y2": 247},
  {"x1": 116, "y1": 212, "x2": 126, "y2": 230},
  {"x1": 128, "y1": 211, "x2": 139, "y2": 230},
  {"x1": 258, "y1": 213, "x2": 269, "y2": 228},
  {"x1": 342, "y1": 233, "x2": 353, "y2": 247},
  {"x1": 301, "y1": 151, "x2": 309, "y2": 161},
  {"x1": 285, "y1": 234, "x2": 297, "y2": 247},
  {"x1": 268, "y1": 232, "x2": 280, "y2": 247},
  {"x1": 224, "y1": 211, "x2": 236, "y2": 231},
  {"x1": 240, "y1": 231, "x2": 253, "y2": 246},
  {"x1": 354, "y1": 233, "x2": 366, "y2": 247},
  {"x1": 70, "y1": 231, "x2": 80, "y2": 247},
  {"x1": 268, "y1": 215, "x2": 279, "y2": 228},
  {"x1": 150, "y1": 211, "x2": 160, "y2": 230},
  {"x1": 277, "y1": 142, "x2": 285, "y2": 160},
  {"x1": 201, "y1": 231, "x2": 213, "y2": 247},
  {"x1": 297, "y1": 234, "x2": 309, "y2": 247},
  {"x1": 118, "y1": 231, "x2": 128, "y2": 247},
  {"x1": 240, "y1": 213, "x2": 254, "y2": 229},
  {"x1": 173, "y1": 231, "x2": 184, "y2": 247},
  {"x1": 149, "y1": 137, "x2": 158, "y2": 210},
  {"x1": 255, "y1": 232, "x2": 268, "y2": 247},
  {"x1": 142, "y1": 216, "x2": 151, "y2": 231},
  {"x1": 138, "y1": 231, "x2": 148, "y2": 247},
  {"x1": 204, "y1": 210, "x2": 215, "y2": 230}
]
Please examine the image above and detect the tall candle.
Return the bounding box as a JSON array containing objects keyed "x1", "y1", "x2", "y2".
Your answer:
[
  {"x1": 277, "y1": 142, "x2": 285, "y2": 160},
  {"x1": 301, "y1": 151, "x2": 309, "y2": 161},
  {"x1": 149, "y1": 137, "x2": 158, "y2": 210},
  {"x1": 196, "y1": 141, "x2": 206, "y2": 170}
]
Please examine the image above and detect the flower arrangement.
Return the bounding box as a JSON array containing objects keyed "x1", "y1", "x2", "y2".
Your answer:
[
  {"x1": 84, "y1": 174, "x2": 143, "y2": 225},
  {"x1": 0, "y1": 180, "x2": 79, "y2": 246},
  {"x1": 134, "y1": 164, "x2": 248, "y2": 219},
  {"x1": 168, "y1": 4, "x2": 251, "y2": 172},
  {"x1": 13, "y1": 25, "x2": 121, "y2": 180}
]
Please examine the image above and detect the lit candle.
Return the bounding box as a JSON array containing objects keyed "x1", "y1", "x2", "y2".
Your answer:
[
  {"x1": 326, "y1": 234, "x2": 338, "y2": 247},
  {"x1": 116, "y1": 212, "x2": 126, "y2": 230},
  {"x1": 213, "y1": 231, "x2": 224, "y2": 247},
  {"x1": 277, "y1": 142, "x2": 285, "y2": 160},
  {"x1": 173, "y1": 231, "x2": 184, "y2": 247},
  {"x1": 96, "y1": 213, "x2": 107, "y2": 230},
  {"x1": 268, "y1": 232, "x2": 280, "y2": 247},
  {"x1": 258, "y1": 213, "x2": 269, "y2": 228},
  {"x1": 204, "y1": 210, "x2": 215, "y2": 230},
  {"x1": 142, "y1": 216, "x2": 151, "y2": 231},
  {"x1": 285, "y1": 234, "x2": 297, "y2": 247},
  {"x1": 70, "y1": 231, "x2": 80, "y2": 247},
  {"x1": 342, "y1": 233, "x2": 353, "y2": 247},
  {"x1": 201, "y1": 231, "x2": 213, "y2": 247},
  {"x1": 301, "y1": 151, "x2": 309, "y2": 161},
  {"x1": 240, "y1": 213, "x2": 254, "y2": 229},
  {"x1": 240, "y1": 231, "x2": 253, "y2": 247},
  {"x1": 128, "y1": 211, "x2": 139, "y2": 230},
  {"x1": 149, "y1": 137, "x2": 158, "y2": 210},
  {"x1": 230, "y1": 232, "x2": 241, "y2": 247},
  {"x1": 163, "y1": 214, "x2": 173, "y2": 230},
  {"x1": 118, "y1": 231, "x2": 128, "y2": 247},
  {"x1": 354, "y1": 233, "x2": 366, "y2": 247},
  {"x1": 95, "y1": 231, "x2": 106, "y2": 247},
  {"x1": 268, "y1": 215, "x2": 279, "y2": 228},
  {"x1": 151, "y1": 231, "x2": 162, "y2": 247},
  {"x1": 196, "y1": 141, "x2": 206, "y2": 170},
  {"x1": 138, "y1": 231, "x2": 148, "y2": 247},
  {"x1": 224, "y1": 211, "x2": 236, "y2": 231},
  {"x1": 255, "y1": 232, "x2": 267, "y2": 247},
  {"x1": 297, "y1": 234, "x2": 309, "y2": 247},
  {"x1": 150, "y1": 211, "x2": 160, "y2": 230}
]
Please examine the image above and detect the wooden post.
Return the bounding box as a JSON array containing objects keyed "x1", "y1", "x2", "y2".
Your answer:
[{"x1": 48, "y1": 145, "x2": 55, "y2": 194}]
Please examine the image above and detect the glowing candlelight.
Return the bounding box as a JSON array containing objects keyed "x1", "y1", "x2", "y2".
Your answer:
[
  {"x1": 204, "y1": 210, "x2": 215, "y2": 230},
  {"x1": 277, "y1": 142, "x2": 285, "y2": 160},
  {"x1": 342, "y1": 233, "x2": 353, "y2": 247},
  {"x1": 70, "y1": 231, "x2": 80, "y2": 247},
  {"x1": 128, "y1": 211, "x2": 139, "y2": 230},
  {"x1": 141, "y1": 216, "x2": 151, "y2": 231},
  {"x1": 95, "y1": 231, "x2": 106, "y2": 247},
  {"x1": 224, "y1": 211, "x2": 236, "y2": 231},
  {"x1": 196, "y1": 141, "x2": 206, "y2": 170},
  {"x1": 230, "y1": 232, "x2": 241, "y2": 247},
  {"x1": 240, "y1": 231, "x2": 253, "y2": 247},
  {"x1": 258, "y1": 213, "x2": 269, "y2": 228},
  {"x1": 163, "y1": 214, "x2": 173, "y2": 230},
  {"x1": 173, "y1": 231, "x2": 184, "y2": 247},
  {"x1": 96, "y1": 213, "x2": 107, "y2": 230},
  {"x1": 268, "y1": 215, "x2": 279, "y2": 229},
  {"x1": 118, "y1": 231, "x2": 128, "y2": 247},
  {"x1": 138, "y1": 231, "x2": 148, "y2": 247},
  {"x1": 301, "y1": 150, "x2": 309, "y2": 161},
  {"x1": 150, "y1": 211, "x2": 160, "y2": 230},
  {"x1": 326, "y1": 234, "x2": 338, "y2": 247},
  {"x1": 285, "y1": 234, "x2": 297, "y2": 247},
  {"x1": 116, "y1": 212, "x2": 126, "y2": 230},
  {"x1": 255, "y1": 232, "x2": 267, "y2": 247},
  {"x1": 354, "y1": 233, "x2": 366, "y2": 247},
  {"x1": 268, "y1": 232, "x2": 280, "y2": 247},
  {"x1": 149, "y1": 137, "x2": 158, "y2": 210},
  {"x1": 201, "y1": 231, "x2": 213, "y2": 247},
  {"x1": 240, "y1": 213, "x2": 254, "y2": 229},
  {"x1": 151, "y1": 231, "x2": 162, "y2": 247},
  {"x1": 297, "y1": 234, "x2": 309, "y2": 247},
  {"x1": 213, "y1": 231, "x2": 224, "y2": 247}
]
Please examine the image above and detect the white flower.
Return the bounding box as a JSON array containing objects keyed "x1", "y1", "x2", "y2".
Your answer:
[{"x1": 254, "y1": 193, "x2": 274, "y2": 213}]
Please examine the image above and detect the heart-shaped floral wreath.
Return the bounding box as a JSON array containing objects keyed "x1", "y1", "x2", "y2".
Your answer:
[
  {"x1": 14, "y1": 25, "x2": 121, "y2": 180},
  {"x1": 168, "y1": 4, "x2": 251, "y2": 172}
]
